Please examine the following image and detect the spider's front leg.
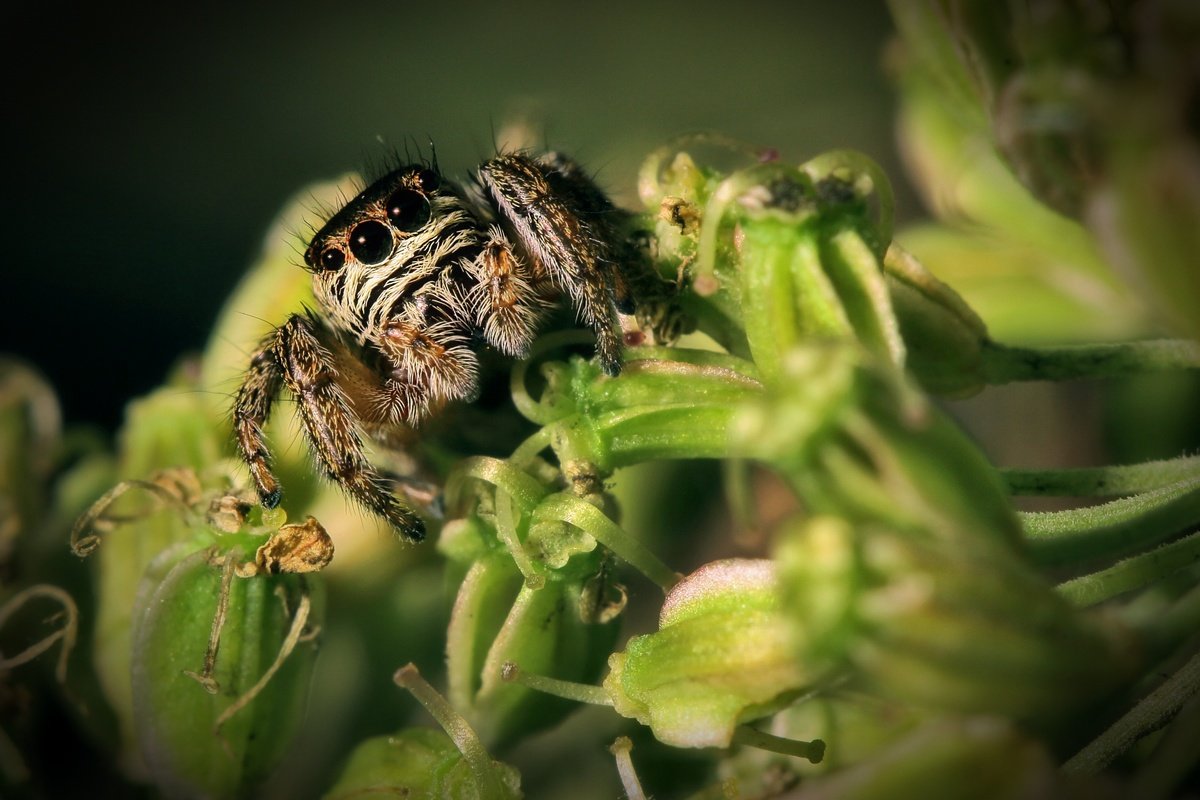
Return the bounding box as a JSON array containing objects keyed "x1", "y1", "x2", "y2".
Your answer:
[
  {"x1": 478, "y1": 155, "x2": 626, "y2": 375},
  {"x1": 236, "y1": 313, "x2": 426, "y2": 542},
  {"x1": 233, "y1": 341, "x2": 284, "y2": 509}
]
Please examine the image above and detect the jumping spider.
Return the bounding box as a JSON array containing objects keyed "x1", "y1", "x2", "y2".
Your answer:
[{"x1": 233, "y1": 152, "x2": 671, "y2": 543}]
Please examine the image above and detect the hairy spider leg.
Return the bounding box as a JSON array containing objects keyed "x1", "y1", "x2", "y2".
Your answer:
[
  {"x1": 478, "y1": 155, "x2": 625, "y2": 375},
  {"x1": 534, "y1": 151, "x2": 684, "y2": 338},
  {"x1": 238, "y1": 313, "x2": 426, "y2": 541},
  {"x1": 233, "y1": 343, "x2": 285, "y2": 508}
]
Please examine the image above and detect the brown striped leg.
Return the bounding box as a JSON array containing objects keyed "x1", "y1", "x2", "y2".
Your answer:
[
  {"x1": 233, "y1": 339, "x2": 284, "y2": 509},
  {"x1": 274, "y1": 314, "x2": 425, "y2": 542},
  {"x1": 479, "y1": 154, "x2": 625, "y2": 376}
]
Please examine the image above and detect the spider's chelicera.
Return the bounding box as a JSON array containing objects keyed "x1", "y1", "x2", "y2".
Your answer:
[{"x1": 233, "y1": 152, "x2": 669, "y2": 542}]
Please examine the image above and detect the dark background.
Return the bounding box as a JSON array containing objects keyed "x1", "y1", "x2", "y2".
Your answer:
[{"x1": 5, "y1": 1, "x2": 905, "y2": 432}]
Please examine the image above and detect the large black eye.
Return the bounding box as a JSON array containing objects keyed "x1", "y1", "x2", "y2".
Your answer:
[
  {"x1": 416, "y1": 169, "x2": 441, "y2": 193},
  {"x1": 319, "y1": 247, "x2": 345, "y2": 271},
  {"x1": 347, "y1": 220, "x2": 392, "y2": 264},
  {"x1": 386, "y1": 189, "x2": 431, "y2": 232}
]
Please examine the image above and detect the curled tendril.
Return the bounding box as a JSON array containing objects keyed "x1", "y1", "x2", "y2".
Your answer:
[
  {"x1": 509, "y1": 329, "x2": 597, "y2": 425},
  {"x1": 0, "y1": 584, "x2": 79, "y2": 683},
  {"x1": 70, "y1": 472, "x2": 197, "y2": 557}
]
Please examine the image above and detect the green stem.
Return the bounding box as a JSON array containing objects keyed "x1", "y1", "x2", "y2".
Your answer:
[
  {"x1": 820, "y1": 226, "x2": 905, "y2": 365},
  {"x1": 722, "y1": 459, "x2": 760, "y2": 536},
  {"x1": 531, "y1": 493, "x2": 679, "y2": 591},
  {"x1": 608, "y1": 737, "x2": 648, "y2": 800},
  {"x1": 1057, "y1": 531, "x2": 1200, "y2": 607},
  {"x1": 1020, "y1": 477, "x2": 1200, "y2": 567},
  {"x1": 394, "y1": 663, "x2": 508, "y2": 799},
  {"x1": 1129, "y1": 686, "x2": 1200, "y2": 800},
  {"x1": 739, "y1": 217, "x2": 850, "y2": 384},
  {"x1": 623, "y1": 346, "x2": 760, "y2": 380},
  {"x1": 499, "y1": 661, "x2": 613, "y2": 706},
  {"x1": 444, "y1": 456, "x2": 549, "y2": 513},
  {"x1": 981, "y1": 339, "x2": 1200, "y2": 384},
  {"x1": 1062, "y1": 649, "x2": 1200, "y2": 775},
  {"x1": 596, "y1": 405, "x2": 739, "y2": 466},
  {"x1": 730, "y1": 726, "x2": 825, "y2": 763},
  {"x1": 1003, "y1": 456, "x2": 1200, "y2": 497}
]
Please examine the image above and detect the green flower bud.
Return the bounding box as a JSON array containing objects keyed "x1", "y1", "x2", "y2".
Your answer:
[
  {"x1": 445, "y1": 550, "x2": 619, "y2": 745},
  {"x1": 323, "y1": 728, "x2": 521, "y2": 800},
  {"x1": 73, "y1": 373, "x2": 330, "y2": 788},
  {"x1": 884, "y1": 245, "x2": 989, "y2": 397},
  {"x1": 332, "y1": 664, "x2": 524, "y2": 800},
  {"x1": 604, "y1": 559, "x2": 809, "y2": 748},
  {"x1": 88, "y1": 384, "x2": 225, "y2": 773},
  {"x1": 525, "y1": 354, "x2": 756, "y2": 472},
  {"x1": 730, "y1": 162, "x2": 904, "y2": 381},
  {"x1": 132, "y1": 537, "x2": 320, "y2": 798},
  {"x1": 731, "y1": 343, "x2": 1020, "y2": 547},
  {"x1": 786, "y1": 717, "x2": 1086, "y2": 800},
  {"x1": 776, "y1": 515, "x2": 1135, "y2": 721}
]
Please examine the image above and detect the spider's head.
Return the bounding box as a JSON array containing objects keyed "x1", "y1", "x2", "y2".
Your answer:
[{"x1": 303, "y1": 165, "x2": 443, "y2": 274}]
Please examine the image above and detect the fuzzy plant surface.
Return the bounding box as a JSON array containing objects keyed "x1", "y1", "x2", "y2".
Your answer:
[{"x1": 2, "y1": 3, "x2": 1200, "y2": 799}]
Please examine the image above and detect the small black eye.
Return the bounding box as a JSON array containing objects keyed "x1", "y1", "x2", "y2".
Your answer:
[
  {"x1": 416, "y1": 169, "x2": 441, "y2": 193},
  {"x1": 386, "y1": 189, "x2": 431, "y2": 232},
  {"x1": 319, "y1": 247, "x2": 345, "y2": 271},
  {"x1": 347, "y1": 220, "x2": 392, "y2": 264}
]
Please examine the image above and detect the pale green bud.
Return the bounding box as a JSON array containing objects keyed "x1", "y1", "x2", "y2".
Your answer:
[
  {"x1": 132, "y1": 538, "x2": 320, "y2": 797},
  {"x1": 604, "y1": 559, "x2": 808, "y2": 748}
]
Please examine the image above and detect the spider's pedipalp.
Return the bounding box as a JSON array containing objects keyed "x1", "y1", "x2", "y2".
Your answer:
[{"x1": 468, "y1": 226, "x2": 549, "y2": 358}]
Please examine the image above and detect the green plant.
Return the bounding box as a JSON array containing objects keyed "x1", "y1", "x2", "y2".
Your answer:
[{"x1": 3, "y1": 3, "x2": 1199, "y2": 798}]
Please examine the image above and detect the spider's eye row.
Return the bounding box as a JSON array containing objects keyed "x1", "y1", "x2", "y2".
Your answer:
[
  {"x1": 416, "y1": 169, "x2": 441, "y2": 193},
  {"x1": 319, "y1": 246, "x2": 346, "y2": 271},
  {"x1": 386, "y1": 189, "x2": 432, "y2": 232},
  {"x1": 348, "y1": 220, "x2": 393, "y2": 265}
]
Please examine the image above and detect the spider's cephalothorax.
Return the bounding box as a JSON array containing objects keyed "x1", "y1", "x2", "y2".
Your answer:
[{"x1": 233, "y1": 152, "x2": 667, "y2": 542}]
